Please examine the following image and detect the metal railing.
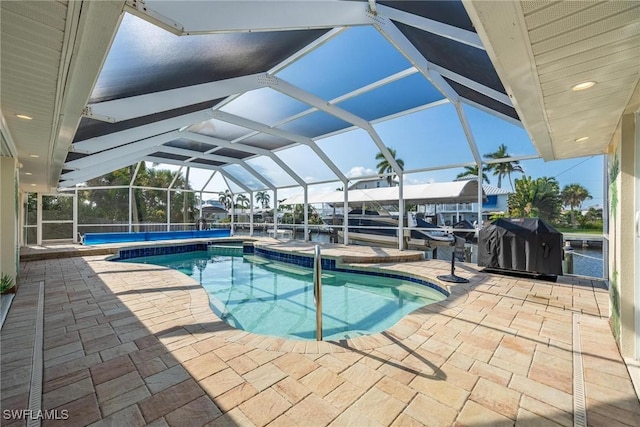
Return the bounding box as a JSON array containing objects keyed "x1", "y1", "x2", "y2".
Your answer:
[{"x1": 313, "y1": 245, "x2": 323, "y2": 341}]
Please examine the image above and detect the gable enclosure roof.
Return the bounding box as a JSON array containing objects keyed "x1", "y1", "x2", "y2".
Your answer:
[
  {"x1": 4, "y1": 1, "x2": 635, "y2": 193},
  {"x1": 1, "y1": 0, "x2": 523, "y2": 193}
]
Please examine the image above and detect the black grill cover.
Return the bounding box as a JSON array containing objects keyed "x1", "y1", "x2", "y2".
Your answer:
[{"x1": 478, "y1": 218, "x2": 563, "y2": 276}]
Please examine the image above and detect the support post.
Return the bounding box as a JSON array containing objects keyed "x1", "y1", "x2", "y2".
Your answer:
[
  {"x1": 37, "y1": 193, "x2": 42, "y2": 245},
  {"x1": 343, "y1": 180, "x2": 349, "y2": 244},
  {"x1": 73, "y1": 187, "x2": 78, "y2": 243},
  {"x1": 563, "y1": 241, "x2": 574, "y2": 274},
  {"x1": 249, "y1": 191, "x2": 254, "y2": 237},
  {"x1": 273, "y1": 189, "x2": 278, "y2": 235},
  {"x1": 398, "y1": 172, "x2": 404, "y2": 251},
  {"x1": 129, "y1": 186, "x2": 133, "y2": 233},
  {"x1": 304, "y1": 185, "x2": 309, "y2": 242}
]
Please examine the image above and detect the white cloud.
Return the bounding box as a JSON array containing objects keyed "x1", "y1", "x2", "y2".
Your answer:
[
  {"x1": 406, "y1": 176, "x2": 435, "y2": 185},
  {"x1": 346, "y1": 166, "x2": 376, "y2": 178}
]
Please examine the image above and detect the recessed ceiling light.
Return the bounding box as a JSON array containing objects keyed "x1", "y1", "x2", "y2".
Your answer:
[
  {"x1": 29, "y1": 154, "x2": 39, "y2": 158},
  {"x1": 572, "y1": 81, "x2": 596, "y2": 91},
  {"x1": 16, "y1": 114, "x2": 33, "y2": 120},
  {"x1": 30, "y1": 184, "x2": 37, "y2": 187},
  {"x1": 575, "y1": 136, "x2": 590, "y2": 142},
  {"x1": 25, "y1": 172, "x2": 32, "y2": 176}
]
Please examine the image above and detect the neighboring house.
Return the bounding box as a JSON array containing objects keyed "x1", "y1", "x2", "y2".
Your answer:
[
  {"x1": 199, "y1": 200, "x2": 228, "y2": 222},
  {"x1": 425, "y1": 184, "x2": 511, "y2": 226},
  {"x1": 348, "y1": 177, "x2": 398, "y2": 190}
]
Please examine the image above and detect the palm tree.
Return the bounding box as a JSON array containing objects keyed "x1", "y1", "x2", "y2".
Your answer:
[
  {"x1": 561, "y1": 183, "x2": 592, "y2": 228},
  {"x1": 484, "y1": 144, "x2": 525, "y2": 190},
  {"x1": 456, "y1": 165, "x2": 490, "y2": 184},
  {"x1": 255, "y1": 191, "x2": 270, "y2": 209},
  {"x1": 235, "y1": 194, "x2": 250, "y2": 210},
  {"x1": 218, "y1": 189, "x2": 234, "y2": 211},
  {"x1": 508, "y1": 176, "x2": 562, "y2": 222},
  {"x1": 375, "y1": 148, "x2": 404, "y2": 187}
]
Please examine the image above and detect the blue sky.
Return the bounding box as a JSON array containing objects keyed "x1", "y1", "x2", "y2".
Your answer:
[{"x1": 160, "y1": 24, "x2": 605, "y2": 208}]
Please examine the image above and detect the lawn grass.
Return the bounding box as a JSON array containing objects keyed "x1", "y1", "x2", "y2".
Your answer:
[{"x1": 556, "y1": 228, "x2": 603, "y2": 234}]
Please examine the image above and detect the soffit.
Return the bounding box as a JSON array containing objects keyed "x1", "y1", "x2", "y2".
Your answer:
[{"x1": 465, "y1": 0, "x2": 640, "y2": 160}]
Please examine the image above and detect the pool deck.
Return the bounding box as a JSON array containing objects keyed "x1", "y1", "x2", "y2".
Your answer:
[{"x1": 2, "y1": 239, "x2": 639, "y2": 426}]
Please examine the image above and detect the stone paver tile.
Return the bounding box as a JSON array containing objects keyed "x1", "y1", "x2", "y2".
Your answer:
[
  {"x1": 518, "y1": 396, "x2": 571, "y2": 427},
  {"x1": 43, "y1": 341, "x2": 84, "y2": 362},
  {"x1": 43, "y1": 368, "x2": 90, "y2": 394},
  {"x1": 584, "y1": 382, "x2": 640, "y2": 415},
  {"x1": 436, "y1": 362, "x2": 478, "y2": 391},
  {"x1": 199, "y1": 368, "x2": 245, "y2": 398},
  {"x1": 164, "y1": 395, "x2": 222, "y2": 427},
  {"x1": 210, "y1": 407, "x2": 256, "y2": 427},
  {"x1": 192, "y1": 336, "x2": 227, "y2": 354},
  {"x1": 238, "y1": 388, "x2": 291, "y2": 427},
  {"x1": 130, "y1": 343, "x2": 169, "y2": 364},
  {"x1": 145, "y1": 365, "x2": 191, "y2": 394},
  {"x1": 134, "y1": 356, "x2": 167, "y2": 379},
  {"x1": 390, "y1": 413, "x2": 424, "y2": 427},
  {"x1": 351, "y1": 386, "x2": 405, "y2": 426},
  {"x1": 299, "y1": 366, "x2": 345, "y2": 397},
  {"x1": 227, "y1": 354, "x2": 259, "y2": 375},
  {"x1": 42, "y1": 377, "x2": 94, "y2": 410},
  {"x1": 182, "y1": 352, "x2": 227, "y2": 381},
  {"x1": 509, "y1": 375, "x2": 572, "y2": 414},
  {"x1": 89, "y1": 355, "x2": 135, "y2": 385},
  {"x1": 83, "y1": 334, "x2": 122, "y2": 354},
  {"x1": 470, "y1": 377, "x2": 521, "y2": 420},
  {"x1": 339, "y1": 362, "x2": 383, "y2": 389},
  {"x1": 44, "y1": 349, "x2": 86, "y2": 368},
  {"x1": 44, "y1": 394, "x2": 101, "y2": 427},
  {"x1": 164, "y1": 344, "x2": 199, "y2": 364},
  {"x1": 100, "y1": 386, "x2": 151, "y2": 417},
  {"x1": 99, "y1": 342, "x2": 138, "y2": 361},
  {"x1": 216, "y1": 382, "x2": 259, "y2": 413},
  {"x1": 267, "y1": 413, "x2": 298, "y2": 427},
  {"x1": 584, "y1": 367, "x2": 637, "y2": 395},
  {"x1": 469, "y1": 360, "x2": 512, "y2": 386},
  {"x1": 409, "y1": 375, "x2": 469, "y2": 410},
  {"x1": 404, "y1": 393, "x2": 458, "y2": 427},
  {"x1": 272, "y1": 353, "x2": 319, "y2": 379},
  {"x1": 272, "y1": 377, "x2": 310, "y2": 405},
  {"x1": 328, "y1": 406, "x2": 383, "y2": 427},
  {"x1": 323, "y1": 379, "x2": 367, "y2": 412},
  {"x1": 316, "y1": 354, "x2": 350, "y2": 374},
  {"x1": 96, "y1": 371, "x2": 144, "y2": 403},
  {"x1": 44, "y1": 331, "x2": 80, "y2": 351},
  {"x1": 515, "y1": 408, "x2": 564, "y2": 427},
  {"x1": 245, "y1": 348, "x2": 281, "y2": 366},
  {"x1": 138, "y1": 379, "x2": 205, "y2": 423},
  {"x1": 375, "y1": 376, "x2": 416, "y2": 404},
  {"x1": 215, "y1": 343, "x2": 250, "y2": 361},
  {"x1": 79, "y1": 324, "x2": 114, "y2": 341},
  {"x1": 285, "y1": 393, "x2": 341, "y2": 426},
  {"x1": 88, "y1": 404, "x2": 146, "y2": 427},
  {"x1": 241, "y1": 363, "x2": 287, "y2": 393},
  {"x1": 490, "y1": 355, "x2": 530, "y2": 377},
  {"x1": 376, "y1": 358, "x2": 417, "y2": 385},
  {"x1": 447, "y1": 351, "x2": 475, "y2": 371},
  {"x1": 586, "y1": 397, "x2": 640, "y2": 427},
  {"x1": 455, "y1": 400, "x2": 513, "y2": 427}
]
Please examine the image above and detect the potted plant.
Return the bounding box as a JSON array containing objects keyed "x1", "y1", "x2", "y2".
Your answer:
[{"x1": 1, "y1": 273, "x2": 15, "y2": 294}]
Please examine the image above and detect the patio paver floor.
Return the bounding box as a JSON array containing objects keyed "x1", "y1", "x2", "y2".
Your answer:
[{"x1": 2, "y1": 240, "x2": 639, "y2": 426}]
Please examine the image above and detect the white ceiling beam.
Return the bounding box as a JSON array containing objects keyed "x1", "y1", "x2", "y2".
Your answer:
[
  {"x1": 455, "y1": 103, "x2": 482, "y2": 165},
  {"x1": 428, "y1": 63, "x2": 512, "y2": 107},
  {"x1": 183, "y1": 131, "x2": 307, "y2": 187},
  {"x1": 133, "y1": 1, "x2": 373, "y2": 35},
  {"x1": 65, "y1": 130, "x2": 181, "y2": 169},
  {"x1": 60, "y1": 154, "x2": 144, "y2": 185},
  {"x1": 73, "y1": 110, "x2": 215, "y2": 153},
  {"x1": 376, "y1": 4, "x2": 484, "y2": 50},
  {"x1": 375, "y1": 18, "x2": 460, "y2": 103},
  {"x1": 159, "y1": 146, "x2": 275, "y2": 190},
  {"x1": 264, "y1": 76, "x2": 402, "y2": 175},
  {"x1": 84, "y1": 73, "x2": 268, "y2": 123},
  {"x1": 211, "y1": 110, "x2": 346, "y2": 183}
]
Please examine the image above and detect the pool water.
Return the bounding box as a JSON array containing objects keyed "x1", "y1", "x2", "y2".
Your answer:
[{"x1": 121, "y1": 247, "x2": 446, "y2": 340}]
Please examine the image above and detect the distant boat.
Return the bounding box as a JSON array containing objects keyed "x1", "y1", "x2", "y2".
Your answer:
[{"x1": 323, "y1": 210, "x2": 454, "y2": 250}]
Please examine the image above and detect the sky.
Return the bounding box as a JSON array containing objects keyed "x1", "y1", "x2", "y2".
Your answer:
[{"x1": 146, "y1": 24, "x2": 605, "y2": 209}]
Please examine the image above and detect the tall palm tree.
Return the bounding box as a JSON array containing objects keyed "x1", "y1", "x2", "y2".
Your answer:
[
  {"x1": 561, "y1": 183, "x2": 592, "y2": 227},
  {"x1": 375, "y1": 148, "x2": 404, "y2": 187},
  {"x1": 484, "y1": 144, "x2": 525, "y2": 190},
  {"x1": 255, "y1": 191, "x2": 270, "y2": 209},
  {"x1": 456, "y1": 165, "x2": 490, "y2": 184},
  {"x1": 218, "y1": 189, "x2": 234, "y2": 211},
  {"x1": 235, "y1": 194, "x2": 250, "y2": 209}
]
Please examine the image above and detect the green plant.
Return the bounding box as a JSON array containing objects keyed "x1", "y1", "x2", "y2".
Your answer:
[{"x1": 1, "y1": 273, "x2": 15, "y2": 293}]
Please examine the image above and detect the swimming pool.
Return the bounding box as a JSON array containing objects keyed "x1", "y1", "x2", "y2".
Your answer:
[{"x1": 120, "y1": 246, "x2": 447, "y2": 340}]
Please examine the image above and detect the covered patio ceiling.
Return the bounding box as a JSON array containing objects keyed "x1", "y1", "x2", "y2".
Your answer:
[{"x1": 1, "y1": 1, "x2": 638, "y2": 194}]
